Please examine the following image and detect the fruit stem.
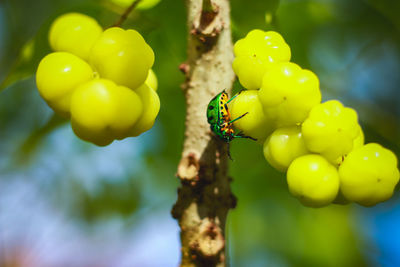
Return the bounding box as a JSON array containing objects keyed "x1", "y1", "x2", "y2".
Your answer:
[{"x1": 112, "y1": 0, "x2": 143, "y2": 27}]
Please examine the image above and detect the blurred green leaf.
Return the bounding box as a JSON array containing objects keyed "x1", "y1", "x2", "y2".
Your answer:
[
  {"x1": 0, "y1": 20, "x2": 50, "y2": 90},
  {"x1": 231, "y1": 0, "x2": 280, "y2": 38},
  {"x1": 364, "y1": 0, "x2": 400, "y2": 31},
  {"x1": 16, "y1": 113, "x2": 68, "y2": 164},
  {"x1": 69, "y1": 178, "x2": 141, "y2": 223}
]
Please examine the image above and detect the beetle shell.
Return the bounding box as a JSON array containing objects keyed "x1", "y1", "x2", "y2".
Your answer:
[
  {"x1": 207, "y1": 91, "x2": 230, "y2": 125},
  {"x1": 207, "y1": 90, "x2": 236, "y2": 142}
]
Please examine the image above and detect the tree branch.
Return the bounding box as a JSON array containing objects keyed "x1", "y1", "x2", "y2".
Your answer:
[{"x1": 172, "y1": 0, "x2": 236, "y2": 266}]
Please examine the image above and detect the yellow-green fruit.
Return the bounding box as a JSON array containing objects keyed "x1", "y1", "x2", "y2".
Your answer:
[
  {"x1": 228, "y1": 90, "x2": 273, "y2": 143},
  {"x1": 335, "y1": 124, "x2": 365, "y2": 165},
  {"x1": 339, "y1": 143, "x2": 399, "y2": 206},
  {"x1": 49, "y1": 13, "x2": 103, "y2": 60},
  {"x1": 232, "y1": 56, "x2": 273, "y2": 90},
  {"x1": 263, "y1": 126, "x2": 309, "y2": 172},
  {"x1": 352, "y1": 124, "x2": 364, "y2": 149},
  {"x1": 90, "y1": 27, "x2": 154, "y2": 90},
  {"x1": 234, "y1": 30, "x2": 291, "y2": 60},
  {"x1": 287, "y1": 154, "x2": 340, "y2": 207},
  {"x1": 70, "y1": 79, "x2": 143, "y2": 146},
  {"x1": 302, "y1": 100, "x2": 360, "y2": 164},
  {"x1": 233, "y1": 30, "x2": 291, "y2": 90},
  {"x1": 145, "y1": 69, "x2": 158, "y2": 91},
  {"x1": 258, "y1": 62, "x2": 321, "y2": 127},
  {"x1": 129, "y1": 84, "x2": 160, "y2": 136},
  {"x1": 36, "y1": 52, "x2": 94, "y2": 116}
]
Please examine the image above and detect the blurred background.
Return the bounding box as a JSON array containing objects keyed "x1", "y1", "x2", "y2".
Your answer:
[{"x1": 0, "y1": 0, "x2": 399, "y2": 266}]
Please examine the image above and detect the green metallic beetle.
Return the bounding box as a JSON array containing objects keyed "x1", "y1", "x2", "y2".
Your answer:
[{"x1": 207, "y1": 90, "x2": 256, "y2": 158}]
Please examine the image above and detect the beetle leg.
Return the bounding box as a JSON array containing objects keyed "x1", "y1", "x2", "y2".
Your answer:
[
  {"x1": 227, "y1": 89, "x2": 246, "y2": 104},
  {"x1": 227, "y1": 142, "x2": 233, "y2": 161},
  {"x1": 226, "y1": 93, "x2": 238, "y2": 104},
  {"x1": 228, "y1": 112, "x2": 249, "y2": 124},
  {"x1": 234, "y1": 131, "x2": 257, "y2": 141}
]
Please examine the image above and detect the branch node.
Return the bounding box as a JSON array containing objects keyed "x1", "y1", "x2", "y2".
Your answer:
[
  {"x1": 177, "y1": 152, "x2": 200, "y2": 182},
  {"x1": 197, "y1": 218, "x2": 225, "y2": 257},
  {"x1": 191, "y1": 1, "x2": 223, "y2": 42},
  {"x1": 179, "y1": 62, "x2": 190, "y2": 75}
]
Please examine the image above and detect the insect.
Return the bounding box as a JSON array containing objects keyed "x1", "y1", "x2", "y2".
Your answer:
[{"x1": 207, "y1": 90, "x2": 256, "y2": 159}]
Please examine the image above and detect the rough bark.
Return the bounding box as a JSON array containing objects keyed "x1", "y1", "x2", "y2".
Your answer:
[{"x1": 171, "y1": 0, "x2": 236, "y2": 266}]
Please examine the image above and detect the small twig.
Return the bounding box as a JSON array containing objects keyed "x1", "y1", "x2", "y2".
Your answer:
[{"x1": 112, "y1": 0, "x2": 143, "y2": 27}]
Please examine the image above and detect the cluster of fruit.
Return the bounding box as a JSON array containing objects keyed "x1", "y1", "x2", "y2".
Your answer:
[
  {"x1": 36, "y1": 13, "x2": 160, "y2": 146},
  {"x1": 229, "y1": 29, "x2": 399, "y2": 207}
]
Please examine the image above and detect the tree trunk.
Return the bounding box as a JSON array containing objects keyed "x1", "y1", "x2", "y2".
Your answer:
[{"x1": 171, "y1": 0, "x2": 236, "y2": 266}]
